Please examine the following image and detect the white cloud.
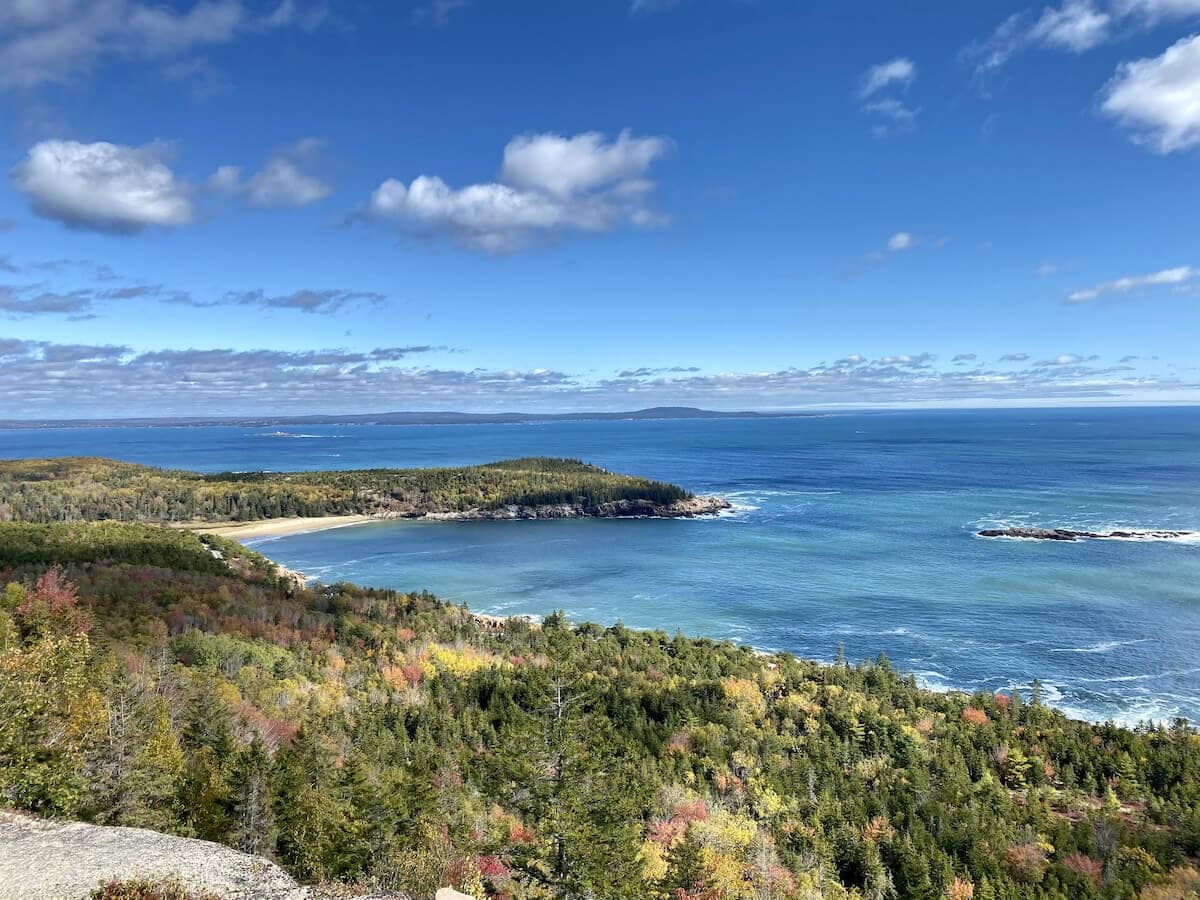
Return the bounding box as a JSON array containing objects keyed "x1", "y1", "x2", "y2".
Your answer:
[
  {"x1": 5, "y1": 339, "x2": 1187, "y2": 416},
  {"x1": 859, "y1": 58, "x2": 919, "y2": 134},
  {"x1": 207, "y1": 164, "x2": 242, "y2": 192},
  {"x1": 246, "y1": 158, "x2": 329, "y2": 207},
  {"x1": 860, "y1": 58, "x2": 916, "y2": 99},
  {"x1": 1066, "y1": 265, "x2": 1196, "y2": 301},
  {"x1": 854, "y1": 231, "x2": 927, "y2": 271},
  {"x1": 878, "y1": 352, "x2": 936, "y2": 367},
  {"x1": 0, "y1": 0, "x2": 319, "y2": 88},
  {"x1": 501, "y1": 130, "x2": 670, "y2": 198},
  {"x1": 1030, "y1": 1, "x2": 1112, "y2": 51},
  {"x1": 209, "y1": 139, "x2": 331, "y2": 207},
  {"x1": 1112, "y1": 0, "x2": 1200, "y2": 19},
  {"x1": 1101, "y1": 35, "x2": 1200, "y2": 152},
  {"x1": 1037, "y1": 262, "x2": 1059, "y2": 276},
  {"x1": 366, "y1": 129, "x2": 671, "y2": 253},
  {"x1": 966, "y1": 0, "x2": 1200, "y2": 78},
  {"x1": 10, "y1": 140, "x2": 192, "y2": 233}
]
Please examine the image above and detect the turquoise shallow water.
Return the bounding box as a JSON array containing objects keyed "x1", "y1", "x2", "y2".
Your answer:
[{"x1": 3, "y1": 408, "x2": 1199, "y2": 724}]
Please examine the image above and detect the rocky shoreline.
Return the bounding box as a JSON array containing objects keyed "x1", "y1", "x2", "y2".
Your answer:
[
  {"x1": 978, "y1": 526, "x2": 1195, "y2": 542},
  {"x1": 416, "y1": 494, "x2": 732, "y2": 521}
]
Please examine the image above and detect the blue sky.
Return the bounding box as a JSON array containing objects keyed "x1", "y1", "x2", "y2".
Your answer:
[{"x1": 0, "y1": 0, "x2": 1198, "y2": 417}]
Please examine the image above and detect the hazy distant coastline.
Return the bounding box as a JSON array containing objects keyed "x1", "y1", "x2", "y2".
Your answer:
[{"x1": 0, "y1": 406, "x2": 823, "y2": 430}]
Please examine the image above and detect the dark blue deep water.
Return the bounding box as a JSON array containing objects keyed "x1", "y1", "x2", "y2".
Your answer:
[{"x1": 4, "y1": 408, "x2": 1199, "y2": 724}]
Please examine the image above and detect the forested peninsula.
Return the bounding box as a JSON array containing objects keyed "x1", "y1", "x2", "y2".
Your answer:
[
  {"x1": 0, "y1": 456, "x2": 729, "y2": 525},
  {"x1": 1, "y1": 521, "x2": 1198, "y2": 899}
]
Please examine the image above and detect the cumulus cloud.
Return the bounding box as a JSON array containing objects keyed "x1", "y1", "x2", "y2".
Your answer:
[
  {"x1": 1101, "y1": 35, "x2": 1200, "y2": 153},
  {"x1": 1066, "y1": 265, "x2": 1196, "y2": 301},
  {"x1": 365, "y1": 129, "x2": 672, "y2": 253},
  {"x1": 0, "y1": 0, "x2": 322, "y2": 88},
  {"x1": 209, "y1": 138, "x2": 332, "y2": 207},
  {"x1": 10, "y1": 140, "x2": 192, "y2": 233}
]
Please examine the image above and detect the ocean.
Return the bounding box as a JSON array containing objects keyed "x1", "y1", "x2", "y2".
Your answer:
[{"x1": 3, "y1": 407, "x2": 1198, "y2": 725}]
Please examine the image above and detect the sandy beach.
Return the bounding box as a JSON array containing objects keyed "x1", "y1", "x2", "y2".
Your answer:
[{"x1": 183, "y1": 514, "x2": 379, "y2": 540}]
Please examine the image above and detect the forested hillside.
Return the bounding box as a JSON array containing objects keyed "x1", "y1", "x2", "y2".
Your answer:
[
  {"x1": 0, "y1": 457, "x2": 692, "y2": 524},
  {"x1": 1, "y1": 522, "x2": 1197, "y2": 899}
]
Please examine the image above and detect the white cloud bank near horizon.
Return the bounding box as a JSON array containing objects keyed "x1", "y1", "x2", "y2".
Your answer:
[{"x1": 0, "y1": 338, "x2": 1192, "y2": 419}]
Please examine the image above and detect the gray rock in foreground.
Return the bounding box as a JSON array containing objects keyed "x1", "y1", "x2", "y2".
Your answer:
[{"x1": 0, "y1": 812, "x2": 415, "y2": 900}]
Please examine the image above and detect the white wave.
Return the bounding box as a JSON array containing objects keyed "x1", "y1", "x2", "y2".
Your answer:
[
  {"x1": 723, "y1": 488, "x2": 841, "y2": 499},
  {"x1": 1075, "y1": 666, "x2": 1200, "y2": 684},
  {"x1": 912, "y1": 670, "x2": 954, "y2": 692},
  {"x1": 1049, "y1": 638, "x2": 1149, "y2": 654},
  {"x1": 253, "y1": 431, "x2": 328, "y2": 439}
]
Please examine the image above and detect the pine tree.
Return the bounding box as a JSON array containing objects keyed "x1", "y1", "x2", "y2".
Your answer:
[{"x1": 229, "y1": 736, "x2": 276, "y2": 857}]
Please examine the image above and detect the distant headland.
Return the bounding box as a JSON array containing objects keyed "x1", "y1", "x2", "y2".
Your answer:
[
  {"x1": 0, "y1": 456, "x2": 730, "y2": 530},
  {"x1": 0, "y1": 406, "x2": 824, "y2": 430}
]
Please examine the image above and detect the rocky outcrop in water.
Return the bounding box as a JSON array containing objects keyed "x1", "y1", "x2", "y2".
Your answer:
[{"x1": 977, "y1": 527, "x2": 1194, "y2": 542}]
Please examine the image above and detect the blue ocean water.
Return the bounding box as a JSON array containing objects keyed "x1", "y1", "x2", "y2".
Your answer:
[{"x1": 3, "y1": 408, "x2": 1199, "y2": 724}]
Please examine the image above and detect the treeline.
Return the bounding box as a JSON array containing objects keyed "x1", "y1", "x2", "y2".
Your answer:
[
  {"x1": 0, "y1": 456, "x2": 691, "y2": 524},
  {"x1": 1, "y1": 522, "x2": 1198, "y2": 899}
]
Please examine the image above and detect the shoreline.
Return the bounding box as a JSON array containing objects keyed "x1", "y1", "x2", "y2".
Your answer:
[
  {"x1": 180, "y1": 495, "x2": 731, "y2": 541},
  {"x1": 184, "y1": 514, "x2": 379, "y2": 540},
  {"x1": 231, "y1": 536, "x2": 1171, "y2": 730}
]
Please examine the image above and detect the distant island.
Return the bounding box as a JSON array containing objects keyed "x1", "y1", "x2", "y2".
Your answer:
[
  {"x1": 0, "y1": 456, "x2": 729, "y2": 529},
  {"x1": 0, "y1": 405, "x2": 822, "y2": 429}
]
